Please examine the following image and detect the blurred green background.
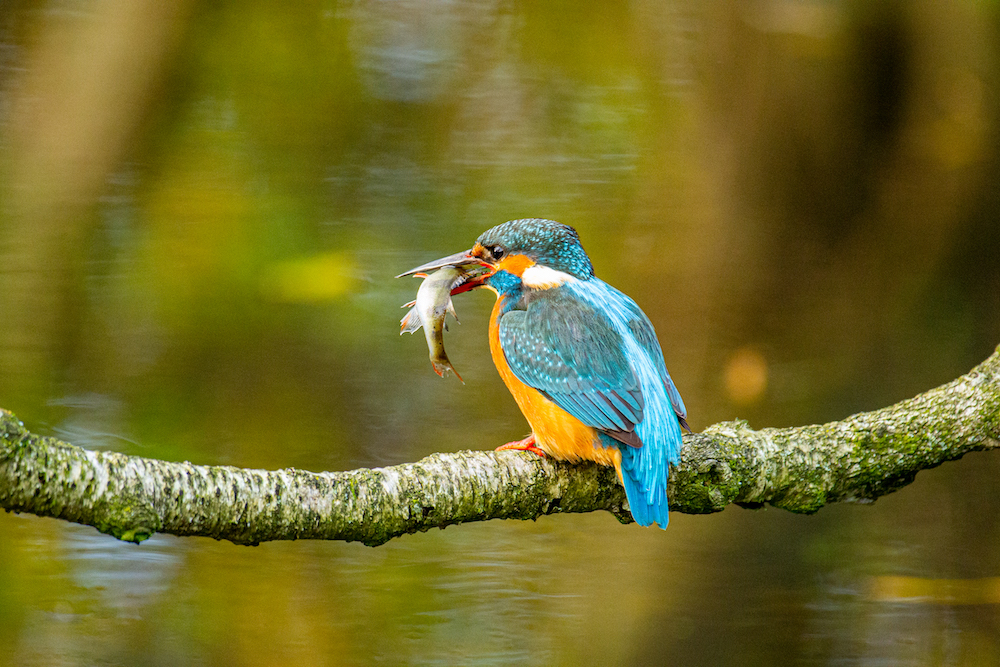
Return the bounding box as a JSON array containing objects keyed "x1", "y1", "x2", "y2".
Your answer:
[{"x1": 1, "y1": 0, "x2": 999, "y2": 665}]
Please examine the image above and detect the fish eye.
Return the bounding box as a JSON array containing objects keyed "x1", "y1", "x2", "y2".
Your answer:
[{"x1": 491, "y1": 246, "x2": 505, "y2": 261}]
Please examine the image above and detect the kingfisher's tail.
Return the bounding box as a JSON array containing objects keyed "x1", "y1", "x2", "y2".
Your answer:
[
  {"x1": 599, "y1": 435, "x2": 671, "y2": 529},
  {"x1": 618, "y1": 445, "x2": 670, "y2": 529},
  {"x1": 601, "y1": 415, "x2": 681, "y2": 530}
]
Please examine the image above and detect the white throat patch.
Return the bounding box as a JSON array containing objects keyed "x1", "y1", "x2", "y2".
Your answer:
[{"x1": 521, "y1": 265, "x2": 577, "y2": 289}]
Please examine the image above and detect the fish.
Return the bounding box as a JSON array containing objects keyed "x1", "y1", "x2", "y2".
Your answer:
[{"x1": 400, "y1": 265, "x2": 470, "y2": 382}]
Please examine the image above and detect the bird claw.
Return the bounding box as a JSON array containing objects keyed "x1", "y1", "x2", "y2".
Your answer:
[{"x1": 495, "y1": 435, "x2": 547, "y2": 458}]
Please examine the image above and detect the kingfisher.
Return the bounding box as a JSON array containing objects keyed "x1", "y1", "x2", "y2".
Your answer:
[{"x1": 401, "y1": 219, "x2": 689, "y2": 528}]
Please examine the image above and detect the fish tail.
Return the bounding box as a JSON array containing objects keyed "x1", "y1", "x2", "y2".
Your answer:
[{"x1": 432, "y1": 359, "x2": 464, "y2": 384}]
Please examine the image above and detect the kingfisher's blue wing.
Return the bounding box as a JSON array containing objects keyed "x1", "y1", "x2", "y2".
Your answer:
[
  {"x1": 497, "y1": 289, "x2": 645, "y2": 441},
  {"x1": 623, "y1": 305, "x2": 688, "y2": 426}
]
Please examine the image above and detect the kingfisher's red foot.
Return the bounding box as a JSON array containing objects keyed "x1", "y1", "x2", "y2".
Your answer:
[{"x1": 496, "y1": 435, "x2": 547, "y2": 458}]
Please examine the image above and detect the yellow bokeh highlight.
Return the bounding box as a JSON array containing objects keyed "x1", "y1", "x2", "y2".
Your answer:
[
  {"x1": 724, "y1": 346, "x2": 769, "y2": 405},
  {"x1": 928, "y1": 67, "x2": 986, "y2": 170},
  {"x1": 260, "y1": 251, "x2": 358, "y2": 303},
  {"x1": 869, "y1": 576, "x2": 1000, "y2": 605}
]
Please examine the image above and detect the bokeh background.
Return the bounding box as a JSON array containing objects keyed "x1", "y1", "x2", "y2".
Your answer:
[{"x1": 1, "y1": 1, "x2": 1000, "y2": 665}]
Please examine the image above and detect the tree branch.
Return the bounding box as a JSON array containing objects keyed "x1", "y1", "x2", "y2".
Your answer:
[{"x1": 2, "y1": 346, "x2": 998, "y2": 547}]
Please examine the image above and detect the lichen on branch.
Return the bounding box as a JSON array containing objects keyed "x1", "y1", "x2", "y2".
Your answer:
[{"x1": 1, "y1": 346, "x2": 998, "y2": 547}]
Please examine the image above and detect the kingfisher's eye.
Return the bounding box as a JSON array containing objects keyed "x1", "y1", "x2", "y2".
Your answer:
[{"x1": 491, "y1": 246, "x2": 505, "y2": 260}]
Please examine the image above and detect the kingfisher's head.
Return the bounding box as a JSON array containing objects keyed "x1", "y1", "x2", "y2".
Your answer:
[{"x1": 398, "y1": 219, "x2": 594, "y2": 296}]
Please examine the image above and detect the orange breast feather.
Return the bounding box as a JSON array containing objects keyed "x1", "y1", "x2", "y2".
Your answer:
[{"x1": 489, "y1": 299, "x2": 622, "y2": 472}]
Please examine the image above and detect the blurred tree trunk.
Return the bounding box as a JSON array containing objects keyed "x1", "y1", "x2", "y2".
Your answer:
[
  {"x1": 0, "y1": 0, "x2": 192, "y2": 404},
  {"x1": 1, "y1": 346, "x2": 997, "y2": 547}
]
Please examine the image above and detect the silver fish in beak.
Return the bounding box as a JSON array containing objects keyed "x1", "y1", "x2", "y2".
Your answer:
[{"x1": 399, "y1": 264, "x2": 488, "y2": 382}]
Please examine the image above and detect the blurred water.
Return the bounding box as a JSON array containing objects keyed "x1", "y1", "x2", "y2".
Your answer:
[{"x1": 1, "y1": 0, "x2": 999, "y2": 665}]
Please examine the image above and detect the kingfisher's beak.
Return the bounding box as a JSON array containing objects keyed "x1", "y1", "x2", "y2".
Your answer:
[
  {"x1": 396, "y1": 251, "x2": 480, "y2": 278},
  {"x1": 396, "y1": 249, "x2": 495, "y2": 294}
]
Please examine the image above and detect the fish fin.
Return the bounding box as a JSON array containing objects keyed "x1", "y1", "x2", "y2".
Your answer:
[
  {"x1": 401, "y1": 299, "x2": 416, "y2": 309},
  {"x1": 400, "y1": 307, "x2": 423, "y2": 334}
]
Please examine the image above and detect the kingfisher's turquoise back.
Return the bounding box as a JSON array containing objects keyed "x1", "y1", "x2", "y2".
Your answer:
[{"x1": 565, "y1": 278, "x2": 685, "y2": 528}]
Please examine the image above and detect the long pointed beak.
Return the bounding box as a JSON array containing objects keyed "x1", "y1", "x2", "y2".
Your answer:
[
  {"x1": 396, "y1": 250, "x2": 489, "y2": 278},
  {"x1": 397, "y1": 249, "x2": 496, "y2": 295}
]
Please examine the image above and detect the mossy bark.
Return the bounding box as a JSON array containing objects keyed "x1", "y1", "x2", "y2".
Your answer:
[{"x1": 2, "y1": 347, "x2": 998, "y2": 547}]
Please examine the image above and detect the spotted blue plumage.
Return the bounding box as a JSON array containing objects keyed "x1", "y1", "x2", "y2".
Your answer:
[
  {"x1": 482, "y1": 219, "x2": 687, "y2": 529},
  {"x1": 497, "y1": 290, "x2": 644, "y2": 438}
]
